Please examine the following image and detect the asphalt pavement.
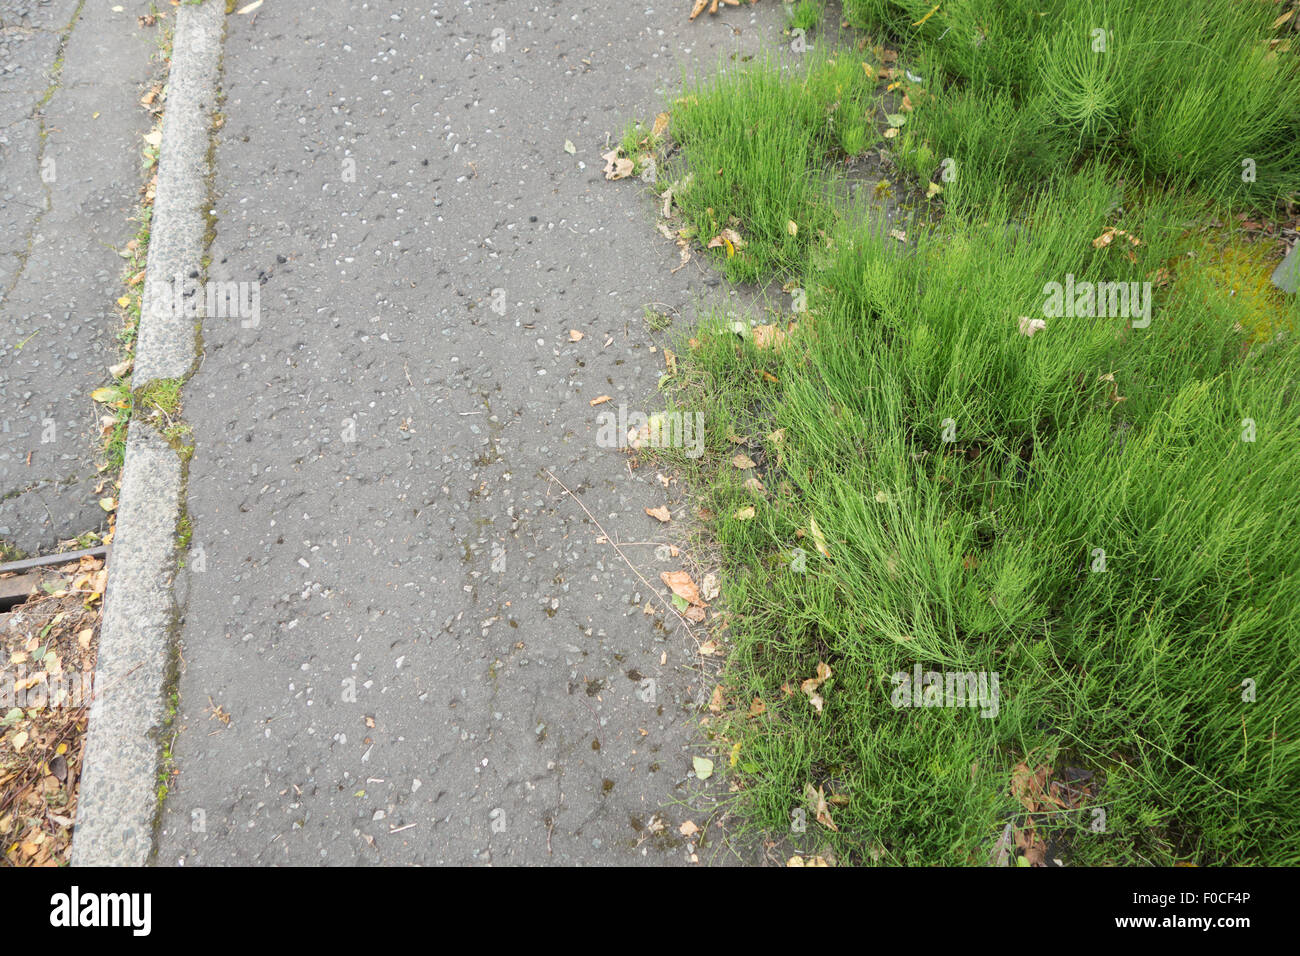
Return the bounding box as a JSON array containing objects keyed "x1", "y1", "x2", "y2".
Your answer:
[{"x1": 154, "y1": 0, "x2": 790, "y2": 865}]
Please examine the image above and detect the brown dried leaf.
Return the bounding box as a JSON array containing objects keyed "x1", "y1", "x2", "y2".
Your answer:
[
  {"x1": 707, "y1": 227, "x2": 745, "y2": 254},
  {"x1": 645, "y1": 505, "x2": 671, "y2": 523},
  {"x1": 661, "y1": 570, "x2": 703, "y2": 606},
  {"x1": 751, "y1": 323, "x2": 793, "y2": 350},
  {"x1": 600, "y1": 149, "x2": 634, "y2": 181},
  {"x1": 803, "y1": 783, "x2": 839, "y2": 831}
]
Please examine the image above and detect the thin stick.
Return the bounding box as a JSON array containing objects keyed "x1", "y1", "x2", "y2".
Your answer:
[{"x1": 543, "y1": 469, "x2": 699, "y2": 645}]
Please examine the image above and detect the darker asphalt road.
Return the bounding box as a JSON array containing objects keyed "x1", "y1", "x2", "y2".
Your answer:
[
  {"x1": 0, "y1": 1, "x2": 158, "y2": 554},
  {"x1": 155, "y1": 1, "x2": 790, "y2": 865}
]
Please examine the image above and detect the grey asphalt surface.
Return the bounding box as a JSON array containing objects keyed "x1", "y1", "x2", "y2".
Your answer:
[
  {"x1": 0, "y1": 1, "x2": 159, "y2": 553},
  {"x1": 156, "y1": 1, "x2": 790, "y2": 865}
]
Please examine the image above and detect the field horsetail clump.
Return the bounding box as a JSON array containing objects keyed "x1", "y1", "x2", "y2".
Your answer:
[{"x1": 630, "y1": 0, "x2": 1300, "y2": 865}]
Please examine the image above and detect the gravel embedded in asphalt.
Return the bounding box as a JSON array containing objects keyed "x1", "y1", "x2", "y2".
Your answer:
[{"x1": 154, "y1": 1, "x2": 789, "y2": 865}]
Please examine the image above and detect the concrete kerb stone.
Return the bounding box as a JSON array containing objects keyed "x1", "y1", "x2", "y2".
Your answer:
[{"x1": 72, "y1": 0, "x2": 225, "y2": 866}]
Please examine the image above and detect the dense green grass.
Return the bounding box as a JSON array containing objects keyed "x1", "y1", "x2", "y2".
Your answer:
[
  {"x1": 664, "y1": 55, "x2": 879, "y2": 282},
  {"x1": 843, "y1": 0, "x2": 1300, "y2": 205},
  {"x1": 645, "y1": 6, "x2": 1300, "y2": 865},
  {"x1": 788, "y1": 0, "x2": 826, "y2": 34}
]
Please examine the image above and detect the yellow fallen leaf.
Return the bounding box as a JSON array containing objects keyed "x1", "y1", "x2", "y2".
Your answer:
[
  {"x1": 734, "y1": 506, "x2": 755, "y2": 521},
  {"x1": 589, "y1": 395, "x2": 612, "y2": 406},
  {"x1": 99, "y1": 497, "x2": 117, "y2": 512},
  {"x1": 707, "y1": 228, "x2": 745, "y2": 256},
  {"x1": 912, "y1": 2, "x2": 941, "y2": 27},
  {"x1": 569, "y1": 329, "x2": 584, "y2": 342},
  {"x1": 645, "y1": 505, "x2": 671, "y2": 523},
  {"x1": 809, "y1": 516, "x2": 831, "y2": 558},
  {"x1": 732, "y1": 453, "x2": 756, "y2": 469}
]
